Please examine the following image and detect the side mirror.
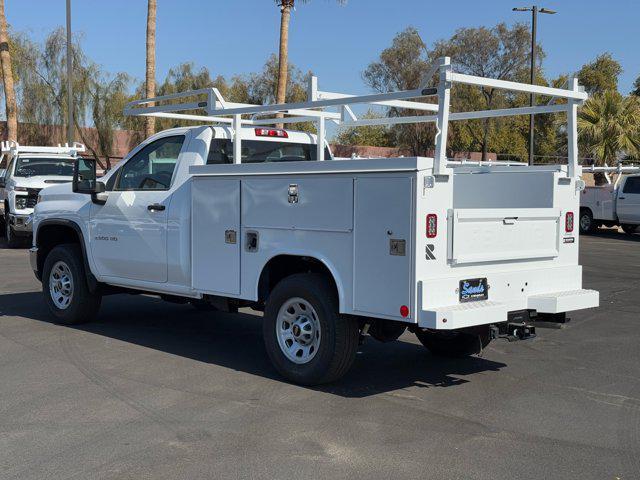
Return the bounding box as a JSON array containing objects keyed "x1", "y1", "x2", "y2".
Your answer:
[{"x1": 73, "y1": 157, "x2": 102, "y2": 194}]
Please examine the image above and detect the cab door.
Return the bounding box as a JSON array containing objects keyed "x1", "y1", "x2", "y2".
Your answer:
[
  {"x1": 617, "y1": 176, "x2": 640, "y2": 224},
  {"x1": 89, "y1": 135, "x2": 187, "y2": 283}
]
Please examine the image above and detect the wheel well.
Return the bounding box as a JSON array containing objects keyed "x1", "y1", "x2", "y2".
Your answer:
[
  {"x1": 258, "y1": 255, "x2": 339, "y2": 305},
  {"x1": 35, "y1": 223, "x2": 82, "y2": 277},
  {"x1": 580, "y1": 207, "x2": 592, "y2": 215}
]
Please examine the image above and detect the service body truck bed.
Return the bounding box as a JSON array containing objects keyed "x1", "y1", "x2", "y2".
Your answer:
[
  {"x1": 31, "y1": 57, "x2": 599, "y2": 384},
  {"x1": 189, "y1": 158, "x2": 595, "y2": 329}
]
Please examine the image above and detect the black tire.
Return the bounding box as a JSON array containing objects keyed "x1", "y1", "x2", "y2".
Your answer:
[
  {"x1": 579, "y1": 209, "x2": 596, "y2": 234},
  {"x1": 415, "y1": 328, "x2": 491, "y2": 358},
  {"x1": 42, "y1": 243, "x2": 101, "y2": 325},
  {"x1": 263, "y1": 273, "x2": 359, "y2": 385},
  {"x1": 621, "y1": 224, "x2": 638, "y2": 235},
  {"x1": 4, "y1": 215, "x2": 22, "y2": 248}
]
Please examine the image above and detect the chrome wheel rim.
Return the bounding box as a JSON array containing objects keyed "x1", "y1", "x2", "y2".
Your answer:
[
  {"x1": 49, "y1": 261, "x2": 74, "y2": 310},
  {"x1": 580, "y1": 214, "x2": 590, "y2": 231},
  {"x1": 276, "y1": 297, "x2": 321, "y2": 364}
]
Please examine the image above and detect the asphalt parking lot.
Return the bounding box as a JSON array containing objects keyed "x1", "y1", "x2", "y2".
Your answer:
[{"x1": 0, "y1": 233, "x2": 638, "y2": 480}]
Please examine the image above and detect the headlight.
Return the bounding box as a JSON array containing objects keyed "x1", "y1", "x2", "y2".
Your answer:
[
  {"x1": 15, "y1": 196, "x2": 27, "y2": 209},
  {"x1": 14, "y1": 186, "x2": 28, "y2": 192}
]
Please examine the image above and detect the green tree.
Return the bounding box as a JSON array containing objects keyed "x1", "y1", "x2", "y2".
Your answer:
[
  {"x1": 429, "y1": 23, "x2": 534, "y2": 160},
  {"x1": 335, "y1": 110, "x2": 392, "y2": 147},
  {"x1": 578, "y1": 91, "x2": 640, "y2": 184},
  {"x1": 577, "y1": 53, "x2": 622, "y2": 96},
  {"x1": 363, "y1": 27, "x2": 436, "y2": 156}
]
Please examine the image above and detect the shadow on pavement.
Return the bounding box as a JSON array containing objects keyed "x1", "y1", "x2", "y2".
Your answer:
[
  {"x1": 0, "y1": 290, "x2": 507, "y2": 398},
  {"x1": 586, "y1": 229, "x2": 640, "y2": 242}
]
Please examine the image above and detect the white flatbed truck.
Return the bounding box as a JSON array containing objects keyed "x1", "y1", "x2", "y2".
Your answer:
[
  {"x1": 31, "y1": 57, "x2": 599, "y2": 384},
  {"x1": 580, "y1": 165, "x2": 640, "y2": 234}
]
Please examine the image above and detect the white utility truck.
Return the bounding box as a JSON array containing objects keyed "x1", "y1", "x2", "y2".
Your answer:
[
  {"x1": 580, "y1": 165, "x2": 640, "y2": 234},
  {"x1": 0, "y1": 142, "x2": 85, "y2": 247},
  {"x1": 31, "y1": 57, "x2": 599, "y2": 385}
]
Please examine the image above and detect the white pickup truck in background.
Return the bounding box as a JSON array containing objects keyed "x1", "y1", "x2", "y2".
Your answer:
[
  {"x1": 0, "y1": 142, "x2": 85, "y2": 247},
  {"x1": 30, "y1": 58, "x2": 599, "y2": 385},
  {"x1": 580, "y1": 166, "x2": 640, "y2": 234}
]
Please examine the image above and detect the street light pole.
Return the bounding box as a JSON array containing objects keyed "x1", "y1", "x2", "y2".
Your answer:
[
  {"x1": 513, "y1": 6, "x2": 556, "y2": 165},
  {"x1": 66, "y1": 0, "x2": 73, "y2": 145}
]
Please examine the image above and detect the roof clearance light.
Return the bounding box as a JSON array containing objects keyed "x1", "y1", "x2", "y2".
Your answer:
[
  {"x1": 255, "y1": 128, "x2": 288, "y2": 138},
  {"x1": 565, "y1": 211, "x2": 574, "y2": 233},
  {"x1": 426, "y1": 214, "x2": 438, "y2": 238}
]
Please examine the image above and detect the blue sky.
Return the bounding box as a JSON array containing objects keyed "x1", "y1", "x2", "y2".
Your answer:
[{"x1": 6, "y1": 0, "x2": 640, "y2": 99}]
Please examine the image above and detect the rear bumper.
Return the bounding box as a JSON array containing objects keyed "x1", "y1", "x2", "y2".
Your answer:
[{"x1": 419, "y1": 289, "x2": 599, "y2": 330}]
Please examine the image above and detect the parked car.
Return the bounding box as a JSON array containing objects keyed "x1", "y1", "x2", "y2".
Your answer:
[
  {"x1": 30, "y1": 60, "x2": 598, "y2": 385},
  {"x1": 0, "y1": 142, "x2": 85, "y2": 247},
  {"x1": 580, "y1": 167, "x2": 640, "y2": 234}
]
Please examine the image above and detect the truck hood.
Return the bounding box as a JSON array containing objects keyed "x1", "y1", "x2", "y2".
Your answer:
[{"x1": 14, "y1": 175, "x2": 72, "y2": 190}]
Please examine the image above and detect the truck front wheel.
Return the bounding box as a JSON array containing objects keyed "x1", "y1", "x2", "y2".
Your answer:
[
  {"x1": 415, "y1": 328, "x2": 491, "y2": 358},
  {"x1": 263, "y1": 273, "x2": 359, "y2": 385},
  {"x1": 42, "y1": 244, "x2": 102, "y2": 325}
]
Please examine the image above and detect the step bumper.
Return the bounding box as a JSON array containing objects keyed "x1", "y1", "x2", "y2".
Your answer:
[
  {"x1": 419, "y1": 289, "x2": 599, "y2": 330},
  {"x1": 527, "y1": 289, "x2": 599, "y2": 314}
]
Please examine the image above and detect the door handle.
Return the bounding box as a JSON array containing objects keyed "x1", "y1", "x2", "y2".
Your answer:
[
  {"x1": 619, "y1": 196, "x2": 626, "y2": 200},
  {"x1": 147, "y1": 203, "x2": 165, "y2": 212}
]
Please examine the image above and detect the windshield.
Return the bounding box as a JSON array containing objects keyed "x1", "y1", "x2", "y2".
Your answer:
[{"x1": 14, "y1": 157, "x2": 74, "y2": 177}]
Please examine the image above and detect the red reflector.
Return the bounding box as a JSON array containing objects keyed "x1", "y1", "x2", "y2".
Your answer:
[
  {"x1": 426, "y1": 214, "x2": 437, "y2": 238},
  {"x1": 565, "y1": 211, "x2": 574, "y2": 233},
  {"x1": 254, "y1": 128, "x2": 288, "y2": 138},
  {"x1": 400, "y1": 305, "x2": 409, "y2": 318}
]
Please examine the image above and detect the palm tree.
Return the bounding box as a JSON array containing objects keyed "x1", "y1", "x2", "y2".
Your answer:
[
  {"x1": 144, "y1": 0, "x2": 156, "y2": 138},
  {"x1": 578, "y1": 91, "x2": 640, "y2": 184},
  {"x1": 0, "y1": 0, "x2": 17, "y2": 141},
  {"x1": 274, "y1": 1, "x2": 345, "y2": 109}
]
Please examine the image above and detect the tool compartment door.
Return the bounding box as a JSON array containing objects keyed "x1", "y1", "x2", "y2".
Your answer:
[
  {"x1": 353, "y1": 177, "x2": 413, "y2": 318},
  {"x1": 449, "y1": 208, "x2": 561, "y2": 265},
  {"x1": 192, "y1": 177, "x2": 240, "y2": 295}
]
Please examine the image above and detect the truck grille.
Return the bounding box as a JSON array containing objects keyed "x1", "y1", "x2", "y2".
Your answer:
[{"x1": 25, "y1": 188, "x2": 41, "y2": 209}]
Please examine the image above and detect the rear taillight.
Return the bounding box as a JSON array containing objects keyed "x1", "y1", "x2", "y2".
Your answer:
[
  {"x1": 565, "y1": 212, "x2": 574, "y2": 233},
  {"x1": 254, "y1": 128, "x2": 288, "y2": 138},
  {"x1": 426, "y1": 214, "x2": 437, "y2": 238}
]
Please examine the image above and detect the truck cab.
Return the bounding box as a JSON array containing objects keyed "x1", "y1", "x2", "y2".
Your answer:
[{"x1": 0, "y1": 142, "x2": 84, "y2": 247}]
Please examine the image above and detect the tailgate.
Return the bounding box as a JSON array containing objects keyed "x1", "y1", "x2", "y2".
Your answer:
[{"x1": 449, "y1": 208, "x2": 561, "y2": 265}]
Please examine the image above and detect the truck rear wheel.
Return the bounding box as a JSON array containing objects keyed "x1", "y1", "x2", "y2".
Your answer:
[
  {"x1": 579, "y1": 209, "x2": 596, "y2": 234},
  {"x1": 42, "y1": 244, "x2": 102, "y2": 325},
  {"x1": 415, "y1": 328, "x2": 491, "y2": 358},
  {"x1": 263, "y1": 273, "x2": 359, "y2": 385}
]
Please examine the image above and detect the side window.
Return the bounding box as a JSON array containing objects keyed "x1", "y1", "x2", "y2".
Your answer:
[
  {"x1": 206, "y1": 139, "x2": 232, "y2": 164},
  {"x1": 623, "y1": 177, "x2": 640, "y2": 194},
  {"x1": 116, "y1": 136, "x2": 184, "y2": 191}
]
